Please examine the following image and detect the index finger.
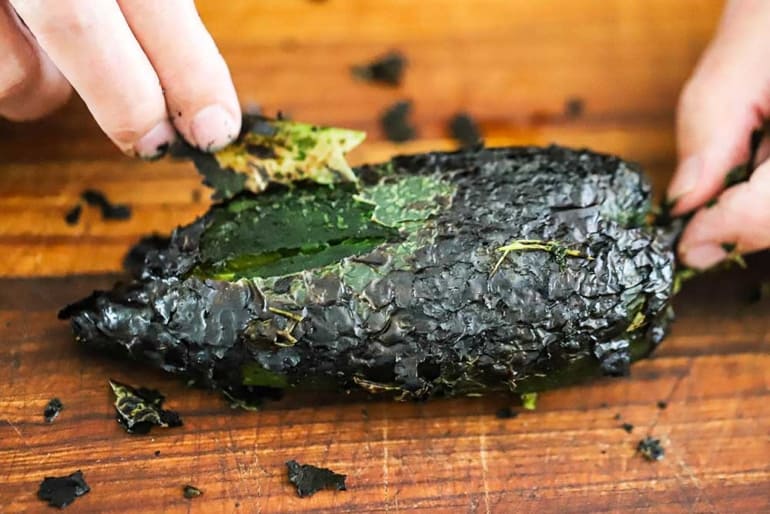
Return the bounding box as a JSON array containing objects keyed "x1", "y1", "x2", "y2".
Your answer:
[
  {"x1": 119, "y1": 0, "x2": 241, "y2": 151},
  {"x1": 10, "y1": 0, "x2": 175, "y2": 158}
]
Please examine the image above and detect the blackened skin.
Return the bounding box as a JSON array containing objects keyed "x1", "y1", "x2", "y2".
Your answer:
[
  {"x1": 123, "y1": 235, "x2": 171, "y2": 278},
  {"x1": 61, "y1": 146, "x2": 676, "y2": 403}
]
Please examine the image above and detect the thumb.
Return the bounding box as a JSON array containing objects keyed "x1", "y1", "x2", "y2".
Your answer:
[
  {"x1": 669, "y1": 0, "x2": 770, "y2": 215},
  {"x1": 679, "y1": 159, "x2": 770, "y2": 269}
]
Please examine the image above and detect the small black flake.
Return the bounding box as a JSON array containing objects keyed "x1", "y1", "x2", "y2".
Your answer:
[
  {"x1": 352, "y1": 51, "x2": 406, "y2": 86},
  {"x1": 81, "y1": 189, "x2": 132, "y2": 221},
  {"x1": 183, "y1": 485, "x2": 203, "y2": 499},
  {"x1": 154, "y1": 450, "x2": 161, "y2": 457},
  {"x1": 286, "y1": 460, "x2": 347, "y2": 497},
  {"x1": 38, "y1": 470, "x2": 90, "y2": 508},
  {"x1": 64, "y1": 205, "x2": 82, "y2": 226},
  {"x1": 637, "y1": 436, "x2": 665, "y2": 461},
  {"x1": 621, "y1": 422, "x2": 634, "y2": 433},
  {"x1": 380, "y1": 101, "x2": 416, "y2": 143},
  {"x1": 448, "y1": 113, "x2": 483, "y2": 149},
  {"x1": 564, "y1": 97, "x2": 585, "y2": 118},
  {"x1": 656, "y1": 401, "x2": 668, "y2": 410},
  {"x1": 495, "y1": 407, "x2": 518, "y2": 419},
  {"x1": 44, "y1": 398, "x2": 63, "y2": 423}
]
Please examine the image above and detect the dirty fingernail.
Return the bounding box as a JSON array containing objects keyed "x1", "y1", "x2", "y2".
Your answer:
[
  {"x1": 134, "y1": 120, "x2": 176, "y2": 160},
  {"x1": 190, "y1": 105, "x2": 239, "y2": 152},
  {"x1": 683, "y1": 243, "x2": 727, "y2": 270},
  {"x1": 667, "y1": 155, "x2": 701, "y2": 204}
]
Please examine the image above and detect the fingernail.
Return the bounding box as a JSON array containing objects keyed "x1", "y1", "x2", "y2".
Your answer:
[
  {"x1": 190, "y1": 105, "x2": 239, "y2": 152},
  {"x1": 682, "y1": 243, "x2": 727, "y2": 270},
  {"x1": 134, "y1": 121, "x2": 176, "y2": 160},
  {"x1": 667, "y1": 155, "x2": 701, "y2": 204}
]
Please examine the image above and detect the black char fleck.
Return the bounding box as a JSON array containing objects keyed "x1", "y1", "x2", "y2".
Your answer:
[
  {"x1": 564, "y1": 97, "x2": 585, "y2": 118},
  {"x1": 621, "y1": 422, "x2": 634, "y2": 433},
  {"x1": 352, "y1": 51, "x2": 406, "y2": 86},
  {"x1": 64, "y1": 205, "x2": 82, "y2": 226},
  {"x1": 183, "y1": 485, "x2": 203, "y2": 499},
  {"x1": 380, "y1": 100, "x2": 416, "y2": 142},
  {"x1": 44, "y1": 398, "x2": 63, "y2": 423},
  {"x1": 448, "y1": 113, "x2": 483, "y2": 149},
  {"x1": 37, "y1": 470, "x2": 90, "y2": 508},
  {"x1": 637, "y1": 436, "x2": 665, "y2": 461},
  {"x1": 81, "y1": 189, "x2": 131, "y2": 221},
  {"x1": 286, "y1": 460, "x2": 347, "y2": 497}
]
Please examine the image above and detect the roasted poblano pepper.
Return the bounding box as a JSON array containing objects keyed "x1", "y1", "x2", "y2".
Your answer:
[{"x1": 60, "y1": 117, "x2": 675, "y2": 405}]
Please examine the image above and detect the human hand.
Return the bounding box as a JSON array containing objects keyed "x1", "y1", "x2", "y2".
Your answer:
[
  {"x1": 0, "y1": 1, "x2": 241, "y2": 158},
  {"x1": 669, "y1": 0, "x2": 770, "y2": 269}
]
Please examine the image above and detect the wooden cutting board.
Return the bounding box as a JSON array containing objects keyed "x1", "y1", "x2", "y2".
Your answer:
[{"x1": 2, "y1": 1, "x2": 769, "y2": 512}]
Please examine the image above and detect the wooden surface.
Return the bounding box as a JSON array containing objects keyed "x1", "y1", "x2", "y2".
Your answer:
[{"x1": 1, "y1": 0, "x2": 769, "y2": 512}]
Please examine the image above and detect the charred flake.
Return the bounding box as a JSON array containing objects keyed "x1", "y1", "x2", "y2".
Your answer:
[
  {"x1": 109, "y1": 380, "x2": 182, "y2": 434},
  {"x1": 37, "y1": 470, "x2": 90, "y2": 508},
  {"x1": 286, "y1": 460, "x2": 347, "y2": 497}
]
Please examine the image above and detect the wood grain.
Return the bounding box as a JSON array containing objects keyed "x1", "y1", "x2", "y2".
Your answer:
[{"x1": 2, "y1": 0, "x2": 769, "y2": 512}]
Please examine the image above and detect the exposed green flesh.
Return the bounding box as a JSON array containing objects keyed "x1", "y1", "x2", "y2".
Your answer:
[
  {"x1": 354, "y1": 175, "x2": 456, "y2": 227},
  {"x1": 195, "y1": 175, "x2": 456, "y2": 280}
]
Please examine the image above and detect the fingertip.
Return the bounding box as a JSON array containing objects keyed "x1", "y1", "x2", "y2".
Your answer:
[
  {"x1": 668, "y1": 146, "x2": 742, "y2": 216},
  {"x1": 133, "y1": 119, "x2": 176, "y2": 160},
  {"x1": 189, "y1": 104, "x2": 241, "y2": 152},
  {"x1": 679, "y1": 242, "x2": 727, "y2": 270},
  {"x1": 667, "y1": 154, "x2": 701, "y2": 214}
]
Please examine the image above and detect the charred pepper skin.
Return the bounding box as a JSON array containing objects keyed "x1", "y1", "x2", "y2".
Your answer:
[{"x1": 61, "y1": 146, "x2": 675, "y2": 403}]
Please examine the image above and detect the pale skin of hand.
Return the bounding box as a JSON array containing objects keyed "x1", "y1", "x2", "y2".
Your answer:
[
  {"x1": 669, "y1": 0, "x2": 770, "y2": 269},
  {"x1": 0, "y1": 0, "x2": 241, "y2": 158}
]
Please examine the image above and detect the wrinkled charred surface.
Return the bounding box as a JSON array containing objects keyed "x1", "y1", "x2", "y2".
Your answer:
[{"x1": 61, "y1": 146, "x2": 675, "y2": 403}]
